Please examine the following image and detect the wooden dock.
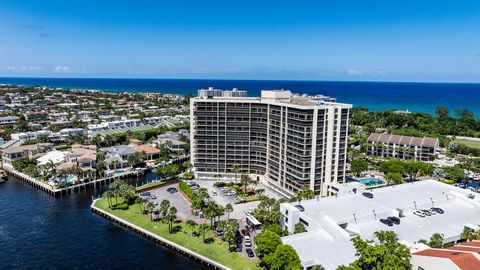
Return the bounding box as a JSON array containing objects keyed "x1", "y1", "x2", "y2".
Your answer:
[
  {"x1": 91, "y1": 199, "x2": 231, "y2": 270},
  {"x1": 2, "y1": 165, "x2": 146, "y2": 197}
]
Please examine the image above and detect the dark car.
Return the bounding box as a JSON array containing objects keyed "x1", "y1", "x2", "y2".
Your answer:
[
  {"x1": 294, "y1": 205, "x2": 305, "y2": 212},
  {"x1": 167, "y1": 187, "x2": 178, "y2": 193},
  {"x1": 140, "y1": 192, "x2": 151, "y2": 197},
  {"x1": 236, "y1": 243, "x2": 243, "y2": 252},
  {"x1": 387, "y1": 216, "x2": 401, "y2": 225},
  {"x1": 241, "y1": 229, "x2": 250, "y2": 236},
  {"x1": 380, "y1": 218, "x2": 393, "y2": 226},
  {"x1": 431, "y1": 207, "x2": 445, "y2": 214},
  {"x1": 362, "y1": 192, "x2": 373, "y2": 199},
  {"x1": 246, "y1": 248, "x2": 254, "y2": 257},
  {"x1": 255, "y1": 250, "x2": 264, "y2": 259},
  {"x1": 236, "y1": 232, "x2": 243, "y2": 243}
]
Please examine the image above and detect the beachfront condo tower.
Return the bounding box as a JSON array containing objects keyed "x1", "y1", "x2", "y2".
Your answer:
[{"x1": 190, "y1": 88, "x2": 352, "y2": 198}]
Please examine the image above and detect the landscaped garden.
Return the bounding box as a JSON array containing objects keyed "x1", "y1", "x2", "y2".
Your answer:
[{"x1": 95, "y1": 181, "x2": 260, "y2": 270}]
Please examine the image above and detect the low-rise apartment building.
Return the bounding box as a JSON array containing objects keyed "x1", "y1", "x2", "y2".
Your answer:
[{"x1": 366, "y1": 133, "x2": 440, "y2": 161}]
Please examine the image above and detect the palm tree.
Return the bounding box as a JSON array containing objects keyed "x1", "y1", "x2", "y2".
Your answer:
[
  {"x1": 166, "y1": 207, "x2": 177, "y2": 233},
  {"x1": 232, "y1": 164, "x2": 240, "y2": 183},
  {"x1": 225, "y1": 203, "x2": 233, "y2": 222},
  {"x1": 199, "y1": 223, "x2": 210, "y2": 243},
  {"x1": 186, "y1": 219, "x2": 197, "y2": 237},
  {"x1": 160, "y1": 199, "x2": 170, "y2": 217},
  {"x1": 146, "y1": 202, "x2": 155, "y2": 221},
  {"x1": 240, "y1": 174, "x2": 252, "y2": 194},
  {"x1": 103, "y1": 190, "x2": 114, "y2": 208}
]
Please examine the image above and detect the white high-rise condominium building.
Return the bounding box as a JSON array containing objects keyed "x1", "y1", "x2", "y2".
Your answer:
[{"x1": 190, "y1": 89, "x2": 352, "y2": 197}]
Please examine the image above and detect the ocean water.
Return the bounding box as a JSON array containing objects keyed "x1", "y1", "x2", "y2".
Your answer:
[
  {"x1": 1, "y1": 77, "x2": 480, "y2": 116},
  {"x1": 0, "y1": 177, "x2": 206, "y2": 270}
]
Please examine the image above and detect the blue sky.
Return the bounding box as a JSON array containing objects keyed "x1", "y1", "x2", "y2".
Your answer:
[{"x1": 0, "y1": 0, "x2": 480, "y2": 82}]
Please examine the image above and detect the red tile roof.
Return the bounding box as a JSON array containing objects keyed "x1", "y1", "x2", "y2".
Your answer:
[{"x1": 414, "y1": 248, "x2": 480, "y2": 270}]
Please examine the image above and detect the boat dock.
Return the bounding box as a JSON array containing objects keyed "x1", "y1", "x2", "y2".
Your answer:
[{"x1": 2, "y1": 165, "x2": 146, "y2": 196}]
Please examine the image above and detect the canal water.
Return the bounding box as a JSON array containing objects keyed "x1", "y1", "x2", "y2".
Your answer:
[{"x1": 0, "y1": 175, "x2": 207, "y2": 270}]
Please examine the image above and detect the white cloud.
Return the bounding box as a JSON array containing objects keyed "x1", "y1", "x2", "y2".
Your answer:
[
  {"x1": 4, "y1": 65, "x2": 43, "y2": 72},
  {"x1": 52, "y1": 66, "x2": 74, "y2": 73},
  {"x1": 347, "y1": 68, "x2": 385, "y2": 76}
]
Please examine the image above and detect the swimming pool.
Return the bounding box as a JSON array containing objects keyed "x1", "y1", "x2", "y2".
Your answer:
[
  {"x1": 357, "y1": 178, "x2": 386, "y2": 187},
  {"x1": 58, "y1": 175, "x2": 75, "y2": 184},
  {"x1": 114, "y1": 169, "x2": 128, "y2": 175}
]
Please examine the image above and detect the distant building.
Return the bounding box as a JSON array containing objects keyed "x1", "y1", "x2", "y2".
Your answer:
[
  {"x1": 197, "y1": 87, "x2": 247, "y2": 98},
  {"x1": 0, "y1": 116, "x2": 19, "y2": 125},
  {"x1": 366, "y1": 133, "x2": 440, "y2": 161},
  {"x1": 24, "y1": 111, "x2": 49, "y2": 123},
  {"x1": 412, "y1": 241, "x2": 480, "y2": 270}
]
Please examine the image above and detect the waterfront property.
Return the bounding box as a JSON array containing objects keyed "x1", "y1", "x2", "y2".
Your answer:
[
  {"x1": 92, "y1": 198, "x2": 260, "y2": 270},
  {"x1": 100, "y1": 145, "x2": 138, "y2": 170},
  {"x1": 190, "y1": 89, "x2": 351, "y2": 198},
  {"x1": 1, "y1": 142, "x2": 54, "y2": 165},
  {"x1": 280, "y1": 180, "x2": 480, "y2": 270},
  {"x1": 366, "y1": 133, "x2": 440, "y2": 161}
]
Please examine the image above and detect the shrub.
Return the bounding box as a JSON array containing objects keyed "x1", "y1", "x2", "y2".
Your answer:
[{"x1": 179, "y1": 181, "x2": 194, "y2": 199}]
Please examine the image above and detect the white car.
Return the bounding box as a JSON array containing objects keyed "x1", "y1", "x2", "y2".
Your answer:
[
  {"x1": 211, "y1": 191, "x2": 217, "y2": 196},
  {"x1": 244, "y1": 236, "x2": 252, "y2": 247},
  {"x1": 413, "y1": 210, "x2": 425, "y2": 217},
  {"x1": 246, "y1": 210, "x2": 254, "y2": 217}
]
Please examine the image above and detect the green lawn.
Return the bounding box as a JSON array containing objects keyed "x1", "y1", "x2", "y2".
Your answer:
[
  {"x1": 95, "y1": 199, "x2": 260, "y2": 270},
  {"x1": 456, "y1": 139, "x2": 480, "y2": 149}
]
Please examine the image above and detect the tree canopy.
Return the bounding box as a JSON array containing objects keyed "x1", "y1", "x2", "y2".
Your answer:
[{"x1": 337, "y1": 231, "x2": 411, "y2": 270}]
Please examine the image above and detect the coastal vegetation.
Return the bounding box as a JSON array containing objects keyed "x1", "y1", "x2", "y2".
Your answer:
[
  {"x1": 95, "y1": 193, "x2": 260, "y2": 269},
  {"x1": 337, "y1": 231, "x2": 411, "y2": 270}
]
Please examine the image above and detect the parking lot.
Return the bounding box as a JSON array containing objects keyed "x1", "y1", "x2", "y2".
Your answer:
[
  {"x1": 146, "y1": 183, "x2": 203, "y2": 223},
  {"x1": 144, "y1": 180, "x2": 278, "y2": 260}
]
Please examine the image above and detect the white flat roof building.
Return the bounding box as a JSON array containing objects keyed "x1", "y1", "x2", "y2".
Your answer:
[{"x1": 280, "y1": 180, "x2": 480, "y2": 270}]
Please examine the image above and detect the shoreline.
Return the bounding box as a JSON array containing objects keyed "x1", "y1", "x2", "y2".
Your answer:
[{"x1": 90, "y1": 199, "x2": 232, "y2": 270}]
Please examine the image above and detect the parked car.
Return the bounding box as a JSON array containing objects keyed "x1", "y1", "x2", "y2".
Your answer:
[
  {"x1": 387, "y1": 216, "x2": 401, "y2": 225},
  {"x1": 380, "y1": 218, "x2": 393, "y2": 226},
  {"x1": 245, "y1": 210, "x2": 254, "y2": 217},
  {"x1": 294, "y1": 205, "x2": 305, "y2": 212},
  {"x1": 211, "y1": 191, "x2": 217, "y2": 196},
  {"x1": 255, "y1": 250, "x2": 264, "y2": 259},
  {"x1": 413, "y1": 210, "x2": 426, "y2": 217},
  {"x1": 140, "y1": 192, "x2": 151, "y2": 197},
  {"x1": 188, "y1": 182, "x2": 197, "y2": 187},
  {"x1": 236, "y1": 243, "x2": 243, "y2": 252},
  {"x1": 246, "y1": 248, "x2": 254, "y2": 257},
  {"x1": 362, "y1": 192, "x2": 373, "y2": 199},
  {"x1": 421, "y1": 209, "x2": 432, "y2": 216},
  {"x1": 241, "y1": 229, "x2": 250, "y2": 236},
  {"x1": 431, "y1": 207, "x2": 445, "y2": 214},
  {"x1": 244, "y1": 236, "x2": 252, "y2": 247},
  {"x1": 167, "y1": 187, "x2": 178, "y2": 193}
]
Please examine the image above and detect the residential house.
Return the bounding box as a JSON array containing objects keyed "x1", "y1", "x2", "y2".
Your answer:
[
  {"x1": 157, "y1": 131, "x2": 187, "y2": 153},
  {"x1": 56, "y1": 144, "x2": 96, "y2": 179},
  {"x1": 1, "y1": 143, "x2": 54, "y2": 165},
  {"x1": 100, "y1": 145, "x2": 138, "y2": 170}
]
